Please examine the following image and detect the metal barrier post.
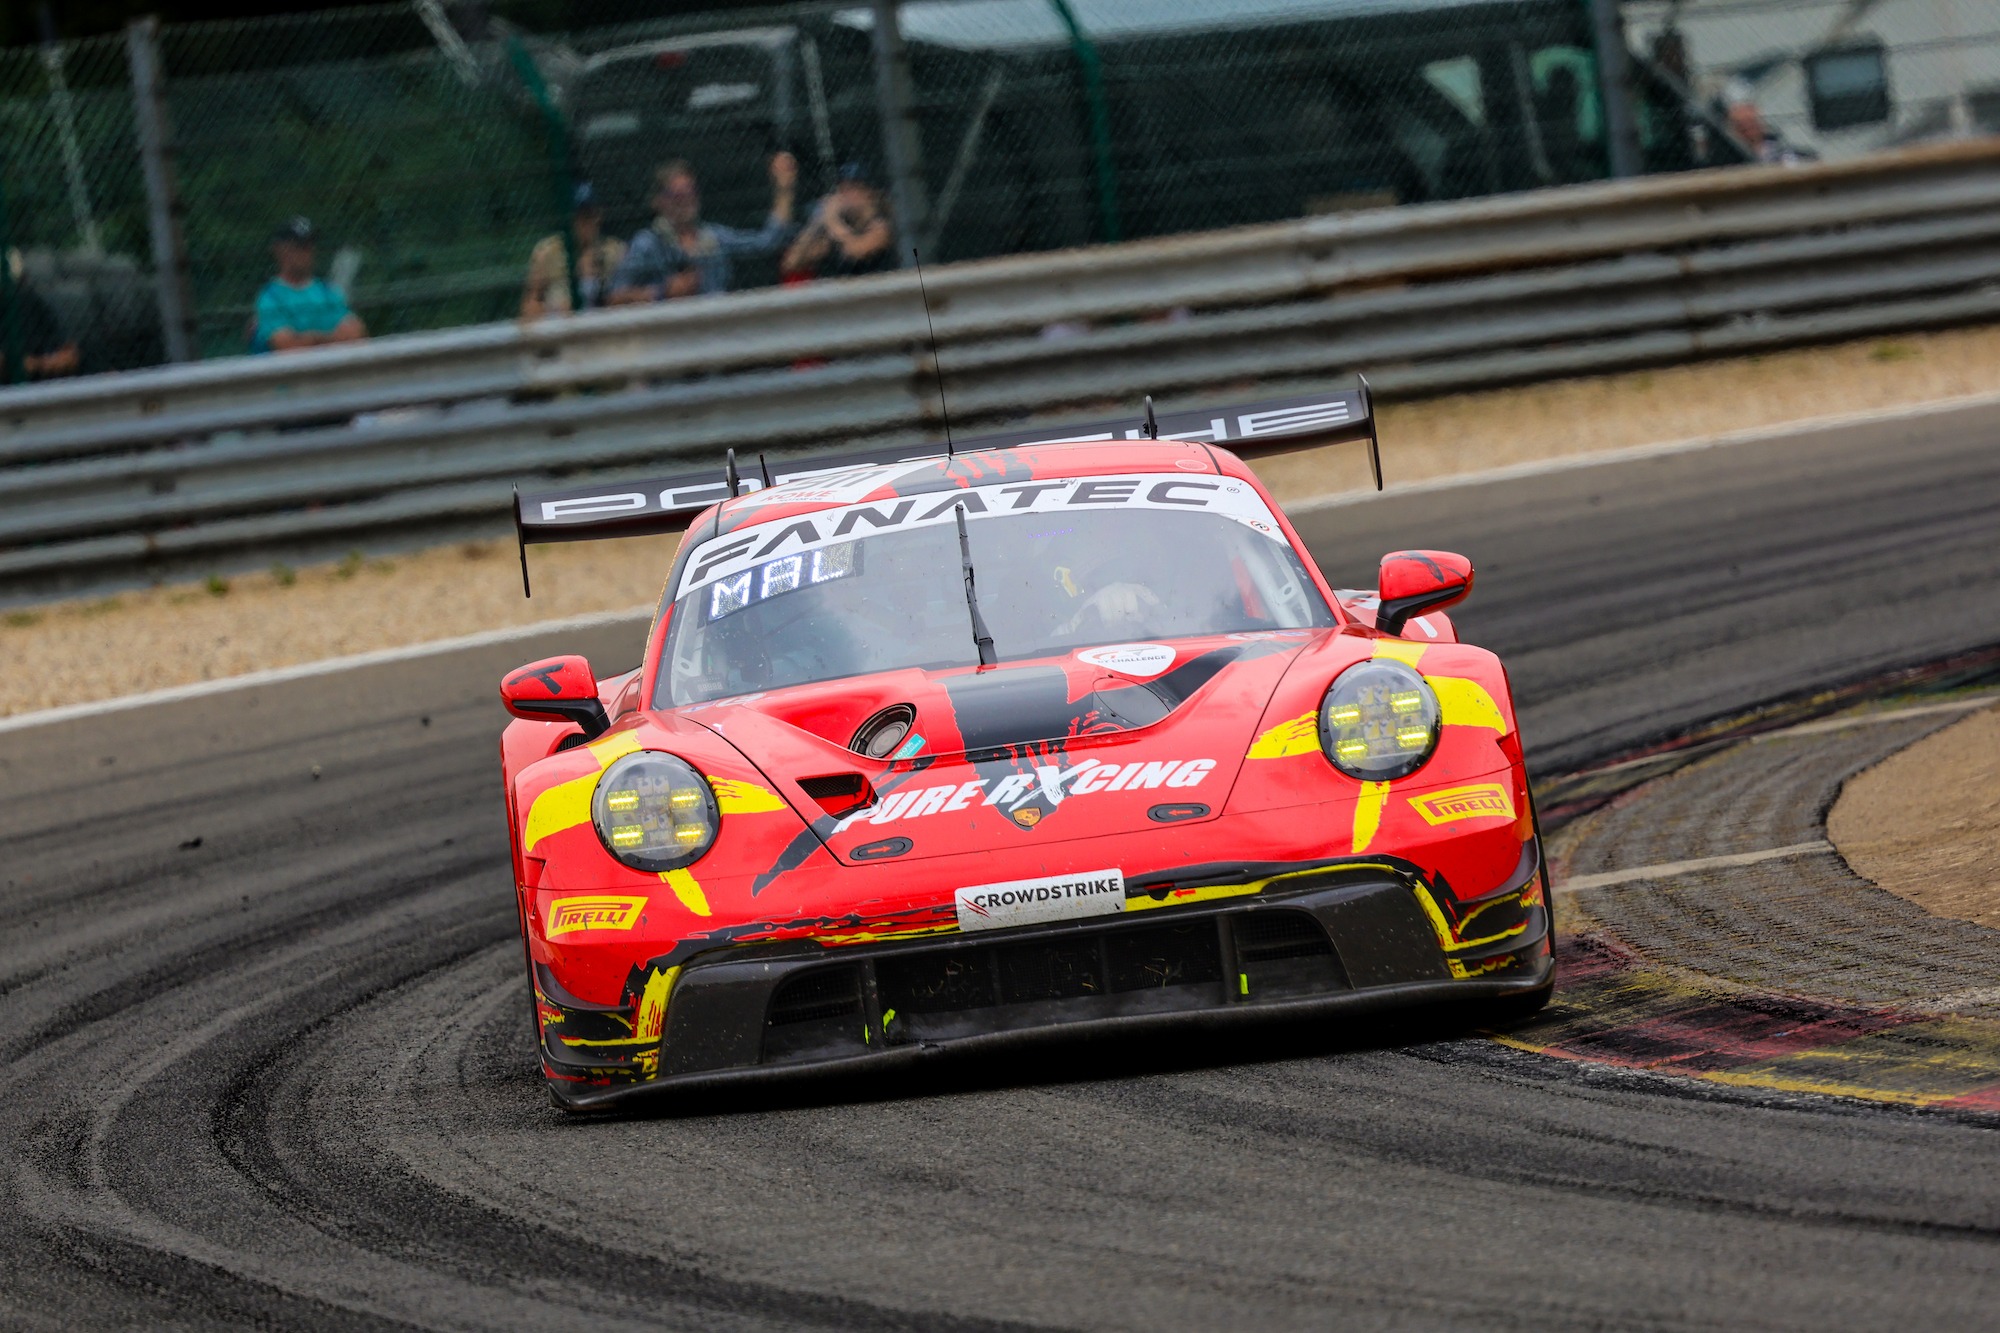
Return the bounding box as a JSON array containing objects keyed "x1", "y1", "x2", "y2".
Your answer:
[
  {"x1": 869, "y1": 0, "x2": 930, "y2": 267},
  {"x1": 506, "y1": 35, "x2": 580, "y2": 315},
  {"x1": 0, "y1": 164, "x2": 19, "y2": 386},
  {"x1": 1589, "y1": 0, "x2": 1645, "y2": 178},
  {"x1": 1047, "y1": 0, "x2": 1122, "y2": 244},
  {"x1": 125, "y1": 17, "x2": 197, "y2": 363}
]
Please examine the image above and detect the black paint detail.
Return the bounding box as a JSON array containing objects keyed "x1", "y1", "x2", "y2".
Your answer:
[
  {"x1": 751, "y1": 827, "x2": 833, "y2": 896},
  {"x1": 753, "y1": 756, "x2": 937, "y2": 894},
  {"x1": 944, "y1": 667, "x2": 1106, "y2": 753},
  {"x1": 1147, "y1": 802, "x2": 1209, "y2": 823},
  {"x1": 850, "y1": 837, "x2": 914, "y2": 861},
  {"x1": 507, "y1": 664, "x2": 565, "y2": 695},
  {"x1": 1093, "y1": 682, "x2": 1171, "y2": 728},
  {"x1": 1147, "y1": 645, "x2": 1242, "y2": 708}
]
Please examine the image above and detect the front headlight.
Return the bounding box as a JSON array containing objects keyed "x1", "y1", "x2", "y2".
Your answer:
[
  {"x1": 591, "y1": 751, "x2": 719, "y2": 871},
  {"x1": 1318, "y1": 660, "x2": 1441, "y2": 781}
]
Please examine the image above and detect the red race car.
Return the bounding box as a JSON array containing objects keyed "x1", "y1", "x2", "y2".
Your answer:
[{"x1": 501, "y1": 389, "x2": 1550, "y2": 1110}]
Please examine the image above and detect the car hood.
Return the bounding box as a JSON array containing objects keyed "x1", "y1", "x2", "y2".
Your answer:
[{"x1": 673, "y1": 631, "x2": 1328, "y2": 864}]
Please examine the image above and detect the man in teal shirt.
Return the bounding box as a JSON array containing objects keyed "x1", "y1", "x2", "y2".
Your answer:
[{"x1": 251, "y1": 217, "x2": 366, "y2": 353}]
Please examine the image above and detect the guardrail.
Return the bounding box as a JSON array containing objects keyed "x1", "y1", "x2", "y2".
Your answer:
[{"x1": 4, "y1": 137, "x2": 2000, "y2": 600}]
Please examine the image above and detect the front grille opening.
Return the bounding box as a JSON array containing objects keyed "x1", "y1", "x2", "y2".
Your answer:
[
  {"x1": 767, "y1": 966, "x2": 863, "y2": 1027},
  {"x1": 877, "y1": 951, "x2": 994, "y2": 1015},
  {"x1": 996, "y1": 938, "x2": 1102, "y2": 1004},
  {"x1": 1234, "y1": 911, "x2": 1334, "y2": 963},
  {"x1": 878, "y1": 921, "x2": 1227, "y2": 1019},
  {"x1": 1106, "y1": 922, "x2": 1224, "y2": 990},
  {"x1": 1233, "y1": 910, "x2": 1345, "y2": 998}
]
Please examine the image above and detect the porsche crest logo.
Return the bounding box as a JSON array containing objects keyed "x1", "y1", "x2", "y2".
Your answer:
[{"x1": 1011, "y1": 807, "x2": 1043, "y2": 828}]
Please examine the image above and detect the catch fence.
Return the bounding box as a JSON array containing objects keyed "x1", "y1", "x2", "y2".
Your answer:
[{"x1": 0, "y1": 0, "x2": 1792, "y2": 381}]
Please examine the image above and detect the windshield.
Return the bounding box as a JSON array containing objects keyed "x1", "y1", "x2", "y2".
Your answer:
[{"x1": 662, "y1": 472, "x2": 1333, "y2": 706}]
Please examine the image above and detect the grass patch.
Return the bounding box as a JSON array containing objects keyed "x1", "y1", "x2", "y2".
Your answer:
[
  {"x1": 3, "y1": 609, "x2": 42, "y2": 628},
  {"x1": 205, "y1": 574, "x2": 230, "y2": 597},
  {"x1": 270, "y1": 562, "x2": 296, "y2": 587},
  {"x1": 1870, "y1": 341, "x2": 1919, "y2": 362},
  {"x1": 336, "y1": 551, "x2": 364, "y2": 580}
]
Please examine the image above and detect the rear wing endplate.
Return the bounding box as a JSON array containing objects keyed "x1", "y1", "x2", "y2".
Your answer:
[{"x1": 513, "y1": 381, "x2": 1378, "y2": 594}]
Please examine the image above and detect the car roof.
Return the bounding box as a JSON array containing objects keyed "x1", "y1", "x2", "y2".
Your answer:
[{"x1": 708, "y1": 438, "x2": 1249, "y2": 535}]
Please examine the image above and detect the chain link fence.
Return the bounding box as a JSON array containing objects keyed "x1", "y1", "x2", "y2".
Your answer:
[{"x1": 0, "y1": 0, "x2": 1992, "y2": 386}]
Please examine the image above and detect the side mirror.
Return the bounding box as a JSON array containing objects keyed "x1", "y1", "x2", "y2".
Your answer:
[
  {"x1": 501, "y1": 655, "x2": 610, "y2": 740},
  {"x1": 1377, "y1": 550, "x2": 1473, "y2": 637}
]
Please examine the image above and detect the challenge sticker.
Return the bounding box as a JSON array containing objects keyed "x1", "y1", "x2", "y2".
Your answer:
[
  {"x1": 954, "y1": 869, "x2": 1126, "y2": 932},
  {"x1": 1077, "y1": 643, "x2": 1177, "y2": 677}
]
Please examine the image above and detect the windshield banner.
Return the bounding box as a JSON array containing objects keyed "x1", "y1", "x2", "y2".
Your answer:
[{"x1": 675, "y1": 472, "x2": 1288, "y2": 600}]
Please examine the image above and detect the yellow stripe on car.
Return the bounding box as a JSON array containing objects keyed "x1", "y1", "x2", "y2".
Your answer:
[
  {"x1": 661, "y1": 867, "x2": 710, "y2": 917},
  {"x1": 1247, "y1": 711, "x2": 1318, "y2": 759}
]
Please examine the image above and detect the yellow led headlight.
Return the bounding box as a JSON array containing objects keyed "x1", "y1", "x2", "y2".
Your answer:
[
  {"x1": 590, "y1": 751, "x2": 720, "y2": 872},
  {"x1": 1317, "y1": 660, "x2": 1442, "y2": 781}
]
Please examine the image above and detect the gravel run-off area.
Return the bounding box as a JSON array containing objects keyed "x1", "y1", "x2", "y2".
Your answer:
[
  {"x1": 1831, "y1": 702, "x2": 2000, "y2": 930},
  {"x1": 6, "y1": 322, "x2": 2000, "y2": 717}
]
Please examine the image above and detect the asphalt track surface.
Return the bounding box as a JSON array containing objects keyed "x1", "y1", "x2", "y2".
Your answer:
[{"x1": 3, "y1": 400, "x2": 1999, "y2": 1331}]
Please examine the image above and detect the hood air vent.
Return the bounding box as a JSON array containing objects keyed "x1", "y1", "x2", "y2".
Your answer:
[
  {"x1": 799, "y1": 773, "x2": 876, "y2": 818},
  {"x1": 850, "y1": 704, "x2": 917, "y2": 759}
]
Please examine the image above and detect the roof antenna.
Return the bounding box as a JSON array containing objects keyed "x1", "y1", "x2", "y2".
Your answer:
[
  {"x1": 911, "y1": 247, "x2": 954, "y2": 457},
  {"x1": 758, "y1": 452, "x2": 774, "y2": 489},
  {"x1": 725, "y1": 447, "x2": 741, "y2": 497},
  {"x1": 1142, "y1": 394, "x2": 1158, "y2": 439}
]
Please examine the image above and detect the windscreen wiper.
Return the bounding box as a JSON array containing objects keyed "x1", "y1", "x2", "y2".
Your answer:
[{"x1": 954, "y1": 504, "x2": 999, "y2": 667}]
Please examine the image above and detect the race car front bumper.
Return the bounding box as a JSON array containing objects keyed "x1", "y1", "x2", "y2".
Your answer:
[{"x1": 543, "y1": 842, "x2": 1552, "y2": 1112}]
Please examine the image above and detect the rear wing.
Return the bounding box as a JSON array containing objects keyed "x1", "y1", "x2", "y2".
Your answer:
[{"x1": 513, "y1": 383, "x2": 1378, "y2": 594}]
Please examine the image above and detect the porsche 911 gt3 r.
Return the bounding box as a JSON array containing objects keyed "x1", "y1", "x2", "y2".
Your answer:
[{"x1": 500, "y1": 391, "x2": 1551, "y2": 1110}]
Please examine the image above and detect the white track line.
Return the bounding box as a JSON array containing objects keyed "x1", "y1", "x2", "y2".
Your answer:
[
  {"x1": 1563, "y1": 692, "x2": 1999, "y2": 781},
  {"x1": 1558, "y1": 841, "x2": 1833, "y2": 894},
  {"x1": 1288, "y1": 387, "x2": 2000, "y2": 515},
  {"x1": 1751, "y1": 693, "x2": 1998, "y2": 740},
  {"x1": 0, "y1": 605, "x2": 653, "y2": 735}
]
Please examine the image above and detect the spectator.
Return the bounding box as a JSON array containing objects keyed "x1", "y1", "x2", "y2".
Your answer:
[
  {"x1": 2, "y1": 248, "x2": 80, "y2": 382},
  {"x1": 608, "y1": 152, "x2": 797, "y2": 304},
  {"x1": 1723, "y1": 82, "x2": 1802, "y2": 164},
  {"x1": 250, "y1": 217, "x2": 366, "y2": 353},
  {"x1": 520, "y1": 182, "x2": 627, "y2": 319},
  {"x1": 783, "y1": 162, "x2": 895, "y2": 281}
]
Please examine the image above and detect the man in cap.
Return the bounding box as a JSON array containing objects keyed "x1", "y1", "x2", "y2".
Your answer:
[
  {"x1": 520, "y1": 182, "x2": 627, "y2": 319},
  {"x1": 250, "y1": 216, "x2": 365, "y2": 353},
  {"x1": 782, "y1": 161, "x2": 895, "y2": 281},
  {"x1": 608, "y1": 151, "x2": 797, "y2": 303}
]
